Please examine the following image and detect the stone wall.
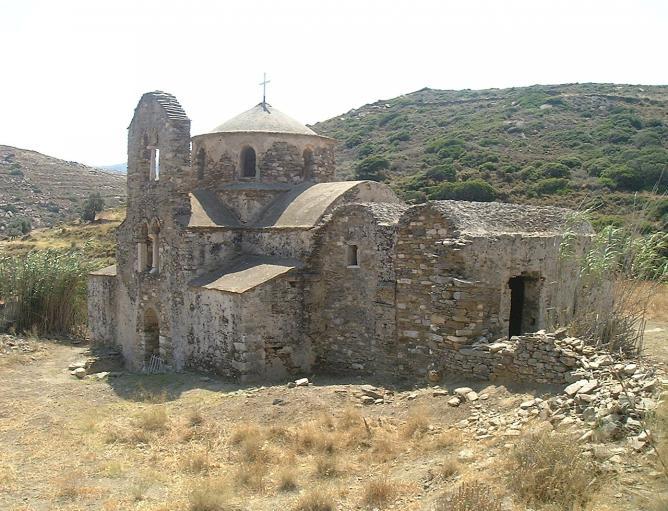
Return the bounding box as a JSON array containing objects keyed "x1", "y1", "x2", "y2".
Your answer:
[
  {"x1": 393, "y1": 203, "x2": 591, "y2": 380},
  {"x1": 307, "y1": 203, "x2": 406, "y2": 375},
  {"x1": 87, "y1": 272, "x2": 117, "y2": 345}
]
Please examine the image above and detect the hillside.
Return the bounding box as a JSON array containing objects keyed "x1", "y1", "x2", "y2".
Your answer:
[
  {"x1": 313, "y1": 83, "x2": 668, "y2": 231},
  {"x1": 0, "y1": 145, "x2": 126, "y2": 237}
]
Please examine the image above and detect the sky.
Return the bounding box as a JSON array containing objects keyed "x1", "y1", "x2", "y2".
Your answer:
[{"x1": 0, "y1": 0, "x2": 666, "y2": 166}]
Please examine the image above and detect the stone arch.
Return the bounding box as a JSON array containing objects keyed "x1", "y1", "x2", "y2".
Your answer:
[
  {"x1": 240, "y1": 146, "x2": 257, "y2": 177},
  {"x1": 142, "y1": 307, "x2": 160, "y2": 363},
  {"x1": 302, "y1": 148, "x2": 314, "y2": 180}
]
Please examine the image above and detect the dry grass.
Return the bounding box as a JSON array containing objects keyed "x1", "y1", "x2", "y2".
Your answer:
[
  {"x1": 401, "y1": 406, "x2": 431, "y2": 439},
  {"x1": 292, "y1": 487, "x2": 336, "y2": 511},
  {"x1": 181, "y1": 448, "x2": 211, "y2": 474},
  {"x1": 54, "y1": 471, "x2": 83, "y2": 500},
  {"x1": 233, "y1": 460, "x2": 268, "y2": 491},
  {"x1": 435, "y1": 481, "x2": 501, "y2": 511},
  {"x1": 508, "y1": 430, "x2": 598, "y2": 509},
  {"x1": 137, "y1": 406, "x2": 168, "y2": 431},
  {"x1": 188, "y1": 478, "x2": 235, "y2": 511},
  {"x1": 439, "y1": 456, "x2": 461, "y2": 480},
  {"x1": 277, "y1": 466, "x2": 299, "y2": 491},
  {"x1": 363, "y1": 476, "x2": 397, "y2": 507},
  {"x1": 313, "y1": 454, "x2": 339, "y2": 479}
]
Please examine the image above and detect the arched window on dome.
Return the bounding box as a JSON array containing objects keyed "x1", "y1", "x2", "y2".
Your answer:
[
  {"x1": 196, "y1": 148, "x2": 206, "y2": 180},
  {"x1": 240, "y1": 146, "x2": 257, "y2": 178},
  {"x1": 302, "y1": 148, "x2": 314, "y2": 180}
]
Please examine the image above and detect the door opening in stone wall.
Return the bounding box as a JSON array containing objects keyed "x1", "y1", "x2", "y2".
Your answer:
[
  {"x1": 143, "y1": 308, "x2": 160, "y2": 362},
  {"x1": 508, "y1": 275, "x2": 541, "y2": 338}
]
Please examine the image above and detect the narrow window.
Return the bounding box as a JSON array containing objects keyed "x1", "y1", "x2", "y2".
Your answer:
[
  {"x1": 146, "y1": 237, "x2": 154, "y2": 270},
  {"x1": 303, "y1": 148, "x2": 314, "y2": 180},
  {"x1": 241, "y1": 146, "x2": 257, "y2": 177},
  {"x1": 196, "y1": 148, "x2": 206, "y2": 180},
  {"x1": 148, "y1": 221, "x2": 160, "y2": 273},
  {"x1": 346, "y1": 244, "x2": 359, "y2": 267},
  {"x1": 148, "y1": 145, "x2": 160, "y2": 181}
]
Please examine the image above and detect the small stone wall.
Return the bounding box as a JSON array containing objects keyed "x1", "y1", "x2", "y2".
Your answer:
[{"x1": 443, "y1": 329, "x2": 588, "y2": 384}]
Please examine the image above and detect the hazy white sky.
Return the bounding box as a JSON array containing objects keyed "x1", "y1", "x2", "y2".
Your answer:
[{"x1": 0, "y1": 0, "x2": 666, "y2": 165}]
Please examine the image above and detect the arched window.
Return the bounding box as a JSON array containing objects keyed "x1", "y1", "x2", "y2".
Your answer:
[
  {"x1": 196, "y1": 148, "x2": 206, "y2": 180},
  {"x1": 240, "y1": 146, "x2": 257, "y2": 177},
  {"x1": 303, "y1": 148, "x2": 314, "y2": 180}
]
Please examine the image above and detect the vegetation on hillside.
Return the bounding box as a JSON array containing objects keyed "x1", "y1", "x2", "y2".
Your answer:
[
  {"x1": 0, "y1": 208, "x2": 122, "y2": 334},
  {"x1": 314, "y1": 83, "x2": 667, "y2": 232},
  {"x1": 0, "y1": 145, "x2": 125, "y2": 238}
]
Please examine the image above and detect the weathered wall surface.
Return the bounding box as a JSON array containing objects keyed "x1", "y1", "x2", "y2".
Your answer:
[
  {"x1": 307, "y1": 204, "x2": 406, "y2": 375},
  {"x1": 191, "y1": 132, "x2": 335, "y2": 187},
  {"x1": 87, "y1": 274, "x2": 117, "y2": 345},
  {"x1": 393, "y1": 203, "x2": 590, "y2": 379}
]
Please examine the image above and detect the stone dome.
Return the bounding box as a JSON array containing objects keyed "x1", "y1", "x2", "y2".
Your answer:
[{"x1": 209, "y1": 103, "x2": 318, "y2": 136}]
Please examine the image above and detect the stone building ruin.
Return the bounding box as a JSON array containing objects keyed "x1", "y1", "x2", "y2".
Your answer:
[{"x1": 88, "y1": 91, "x2": 593, "y2": 382}]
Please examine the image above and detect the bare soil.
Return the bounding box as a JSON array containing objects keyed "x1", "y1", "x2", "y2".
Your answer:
[{"x1": 0, "y1": 318, "x2": 666, "y2": 511}]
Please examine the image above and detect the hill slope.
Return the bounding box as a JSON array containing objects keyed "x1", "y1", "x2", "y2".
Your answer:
[
  {"x1": 0, "y1": 145, "x2": 126, "y2": 236},
  {"x1": 313, "y1": 83, "x2": 668, "y2": 230}
]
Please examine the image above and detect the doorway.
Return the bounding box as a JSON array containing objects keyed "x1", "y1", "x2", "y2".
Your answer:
[
  {"x1": 508, "y1": 277, "x2": 525, "y2": 337},
  {"x1": 143, "y1": 308, "x2": 160, "y2": 362}
]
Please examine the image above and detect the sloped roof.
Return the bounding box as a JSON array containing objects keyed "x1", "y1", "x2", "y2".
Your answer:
[
  {"x1": 423, "y1": 201, "x2": 592, "y2": 235},
  {"x1": 209, "y1": 103, "x2": 317, "y2": 136},
  {"x1": 190, "y1": 256, "x2": 301, "y2": 294},
  {"x1": 90, "y1": 264, "x2": 117, "y2": 277},
  {"x1": 140, "y1": 91, "x2": 189, "y2": 122},
  {"x1": 188, "y1": 189, "x2": 241, "y2": 228}
]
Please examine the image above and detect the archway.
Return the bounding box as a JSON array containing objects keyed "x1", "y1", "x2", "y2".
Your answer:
[{"x1": 143, "y1": 308, "x2": 160, "y2": 363}]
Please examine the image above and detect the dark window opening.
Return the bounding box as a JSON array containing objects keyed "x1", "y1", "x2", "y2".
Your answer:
[
  {"x1": 241, "y1": 146, "x2": 257, "y2": 177},
  {"x1": 303, "y1": 148, "x2": 314, "y2": 180},
  {"x1": 196, "y1": 148, "x2": 205, "y2": 180},
  {"x1": 346, "y1": 244, "x2": 359, "y2": 267},
  {"x1": 508, "y1": 276, "x2": 525, "y2": 337}
]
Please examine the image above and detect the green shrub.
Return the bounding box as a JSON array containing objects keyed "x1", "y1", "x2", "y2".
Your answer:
[
  {"x1": 425, "y1": 137, "x2": 466, "y2": 160},
  {"x1": 541, "y1": 162, "x2": 571, "y2": 178},
  {"x1": 81, "y1": 192, "x2": 105, "y2": 222},
  {"x1": 583, "y1": 157, "x2": 611, "y2": 177},
  {"x1": 559, "y1": 156, "x2": 582, "y2": 168},
  {"x1": 426, "y1": 164, "x2": 457, "y2": 183},
  {"x1": 355, "y1": 156, "x2": 390, "y2": 181},
  {"x1": 0, "y1": 250, "x2": 92, "y2": 335},
  {"x1": 6, "y1": 216, "x2": 32, "y2": 237},
  {"x1": 531, "y1": 178, "x2": 570, "y2": 195},
  {"x1": 600, "y1": 164, "x2": 643, "y2": 191},
  {"x1": 344, "y1": 133, "x2": 363, "y2": 148},
  {"x1": 389, "y1": 130, "x2": 410, "y2": 143},
  {"x1": 357, "y1": 143, "x2": 375, "y2": 158},
  {"x1": 429, "y1": 179, "x2": 497, "y2": 202},
  {"x1": 378, "y1": 111, "x2": 400, "y2": 127}
]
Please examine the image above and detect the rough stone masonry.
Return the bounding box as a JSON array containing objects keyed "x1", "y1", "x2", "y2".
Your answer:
[{"x1": 88, "y1": 91, "x2": 594, "y2": 383}]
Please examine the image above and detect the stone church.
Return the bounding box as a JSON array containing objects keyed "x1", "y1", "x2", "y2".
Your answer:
[{"x1": 88, "y1": 91, "x2": 593, "y2": 382}]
